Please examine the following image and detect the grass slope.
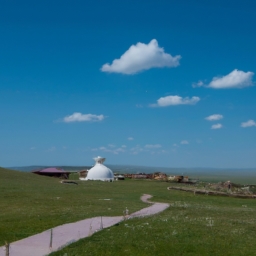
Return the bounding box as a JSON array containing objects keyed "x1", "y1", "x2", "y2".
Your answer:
[
  {"x1": 1, "y1": 167, "x2": 256, "y2": 255},
  {"x1": 0, "y1": 167, "x2": 148, "y2": 245},
  {"x1": 50, "y1": 188, "x2": 256, "y2": 256}
]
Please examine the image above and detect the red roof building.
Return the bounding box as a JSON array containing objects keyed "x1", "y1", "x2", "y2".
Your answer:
[{"x1": 32, "y1": 167, "x2": 70, "y2": 179}]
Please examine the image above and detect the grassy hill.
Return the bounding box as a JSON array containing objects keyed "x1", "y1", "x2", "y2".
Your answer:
[
  {"x1": 1, "y1": 167, "x2": 256, "y2": 255},
  {"x1": 0, "y1": 167, "x2": 146, "y2": 245}
]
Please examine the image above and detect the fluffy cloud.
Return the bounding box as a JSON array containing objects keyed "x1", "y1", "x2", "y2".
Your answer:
[
  {"x1": 208, "y1": 69, "x2": 254, "y2": 89},
  {"x1": 180, "y1": 140, "x2": 189, "y2": 145},
  {"x1": 130, "y1": 145, "x2": 144, "y2": 155},
  {"x1": 63, "y1": 112, "x2": 105, "y2": 123},
  {"x1": 211, "y1": 123, "x2": 223, "y2": 129},
  {"x1": 130, "y1": 144, "x2": 164, "y2": 155},
  {"x1": 101, "y1": 39, "x2": 181, "y2": 74},
  {"x1": 205, "y1": 114, "x2": 223, "y2": 121},
  {"x1": 127, "y1": 137, "x2": 134, "y2": 141},
  {"x1": 241, "y1": 120, "x2": 256, "y2": 128},
  {"x1": 93, "y1": 145, "x2": 126, "y2": 155},
  {"x1": 151, "y1": 95, "x2": 200, "y2": 107},
  {"x1": 192, "y1": 80, "x2": 204, "y2": 88}
]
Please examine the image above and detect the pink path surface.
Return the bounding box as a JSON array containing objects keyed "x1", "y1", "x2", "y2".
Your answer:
[{"x1": 0, "y1": 194, "x2": 169, "y2": 256}]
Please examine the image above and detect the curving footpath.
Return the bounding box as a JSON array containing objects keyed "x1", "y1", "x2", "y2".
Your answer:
[{"x1": 0, "y1": 194, "x2": 169, "y2": 256}]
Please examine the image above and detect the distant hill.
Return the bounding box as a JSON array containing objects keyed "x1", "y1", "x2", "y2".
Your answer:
[
  {"x1": 7, "y1": 166, "x2": 91, "y2": 172},
  {"x1": 7, "y1": 166, "x2": 47, "y2": 172},
  {"x1": 3, "y1": 165, "x2": 256, "y2": 184},
  {"x1": 5, "y1": 164, "x2": 214, "y2": 174},
  {"x1": 7, "y1": 164, "x2": 256, "y2": 175}
]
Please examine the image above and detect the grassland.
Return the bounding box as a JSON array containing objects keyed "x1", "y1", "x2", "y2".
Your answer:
[
  {"x1": 1, "y1": 167, "x2": 256, "y2": 255},
  {"x1": 0, "y1": 167, "x2": 162, "y2": 245}
]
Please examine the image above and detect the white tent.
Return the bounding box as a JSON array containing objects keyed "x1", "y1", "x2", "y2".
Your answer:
[{"x1": 81, "y1": 156, "x2": 114, "y2": 181}]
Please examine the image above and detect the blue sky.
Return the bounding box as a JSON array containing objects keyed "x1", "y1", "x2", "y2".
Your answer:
[{"x1": 1, "y1": 0, "x2": 256, "y2": 168}]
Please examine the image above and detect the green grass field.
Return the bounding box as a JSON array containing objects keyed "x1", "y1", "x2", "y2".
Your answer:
[{"x1": 1, "y1": 167, "x2": 256, "y2": 255}]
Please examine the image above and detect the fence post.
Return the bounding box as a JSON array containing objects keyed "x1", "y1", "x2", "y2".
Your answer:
[
  {"x1": 89, "y1": 223, "x2": 92, "y2": 236},
  {"x1": 49, "y1": 228, "x2": 53, "y2": 249},
  {"x1": 5, "y1": 241, "x2": 9, "y2": 256},
  {"x1": 100, "y1": 216, "x2": 103, "y2": 230}
]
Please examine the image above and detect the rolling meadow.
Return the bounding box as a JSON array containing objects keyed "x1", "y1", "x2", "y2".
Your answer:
[{"x1": 1, "y1": 167, "x2": 256, "y2": 255}]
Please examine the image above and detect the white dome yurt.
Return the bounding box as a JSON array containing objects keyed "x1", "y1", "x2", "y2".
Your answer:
[{"x1": 83, "y1": 156, "x2": 114, "y2": 181}]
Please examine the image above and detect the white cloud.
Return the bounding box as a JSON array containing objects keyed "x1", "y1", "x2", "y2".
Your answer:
[
  {"x1": 63, "y1": 112, "x2": 105, "y2": 123},
  {"x1": 101, "y1": 39, "x2": 181, "y2": 74},
  {"x1": 130, "y1": 145, "x2": 144, "y2": 155},
  {"x1": 180, "y1": 140, "x2": 189, "y2": 145},
  {"x1": 241, "y1": 120, "x2": 256, "y2": 128},
  {"x1": 192, "y1": 80, "x2": 204, "y2": 88},
  {"x1": 144, "y1": 144, "x2": 162, "y2": 149},
  {"x1": 94, "y1": 145, "x2": 126, "y2": 155},
  {"x1": 128, "y1": 137, "x2": 134, "y2": 141},
  {"x1": 151, "y1": 95, "x2": 200, "y2": 107},
  {"x1": 211, "y1": 123, "x2": 223, "y2": 129},
  {"x1": 116, "y1": 148, "x2": 125, "y2": 152},
  {"x1": 205, "y1": 114, "x2": 223, "y2": 121},
  {"x1": 130, "y1": 144, "x2": 165, "y2": 155},
  {"x1": 208, "y1": 69, "x2": 254, "y2": 89}
]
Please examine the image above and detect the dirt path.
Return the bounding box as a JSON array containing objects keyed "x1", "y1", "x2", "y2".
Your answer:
[{"x1": 0, "y1": 194, "x2": 169, "y2": 256}]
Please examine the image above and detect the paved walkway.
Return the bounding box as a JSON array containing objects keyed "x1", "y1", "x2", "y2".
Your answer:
[{"x1": 0, "y1": 194, "x2": 169, "y2": 256}]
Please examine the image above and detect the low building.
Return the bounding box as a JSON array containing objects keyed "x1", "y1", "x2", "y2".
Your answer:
[
  {"x1": 114, "y1": 174, "x2": 125, "y2": 180},
  {"x1": 32, "y1": 167, "x2": 70, "y2": 179},
  {"x1": 132, "y1": 173, "x2": 148, "y2": 179},
  {"x1": 153, "y1": 172, "x2": 167, "y2": 180},
  {"x1": 79, "y1": 170, "x2": 88, "y2": 179}
]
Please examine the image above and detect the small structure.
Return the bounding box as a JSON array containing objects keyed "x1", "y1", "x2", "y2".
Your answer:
[
  {"x1": 32, "y1": 167, "x2": 70, "y2": 179},
  {"x1": 153, "y1": 172, "x2": 167, "y2": 181},
  {"x1": 81, "y1": 156, "x2": 114, "y2": 181},
  {"x1": 132, "y1": 173, "x2": 153, "y2": 179},
  {"x1": 114, "y1": 174, "x2": 125, "y2": 181},
  {"x1": 132, "y1": 173, "x2": 148, "y2": 179},
  {"x1": 79, "y1": 170, "x2": 88, "y2": 179},
  {"x1": 124, "y1": 173, "x2": 132, "y2": 179},
  {"x1": 167, "y1": 175, "x2": 197, "y2": 184}
]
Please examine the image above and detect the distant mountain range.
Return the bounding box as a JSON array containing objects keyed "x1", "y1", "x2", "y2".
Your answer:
[
  {"x1": 6, "y1": 165, "x2": 256, "y2": 175},
  {"x1": 4, "y1": 165, "x2": 256, "y2": 185}
]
